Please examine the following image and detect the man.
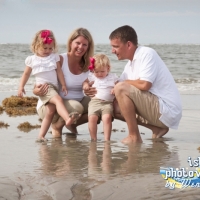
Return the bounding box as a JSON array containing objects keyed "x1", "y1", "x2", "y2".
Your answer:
[{"x1": 109, "y1": 25, "x2": 182, "y2": 143}]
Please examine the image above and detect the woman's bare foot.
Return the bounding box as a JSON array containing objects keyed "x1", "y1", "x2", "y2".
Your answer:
[
  {"x1": 152, "y1": 127, "x2": 169, "y2": 139},
  {"x1": 36, "y1": 137, "x2": 48, "y2": 143},
  {"x1": 51, "y1": 119, "x2": 64, "y2": 138},
  {"x1": 65, "y1": 124, "x2": 78, "y2": 134},
  {"x1": 121, "y1": 134, "x2": 143, "y2": 144}
]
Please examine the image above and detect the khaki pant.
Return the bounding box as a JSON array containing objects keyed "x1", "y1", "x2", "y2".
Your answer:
[
  {"x1": 39, "y1": 84, "x2": 58, "y2": 105},
  {"x1": 88, "y1": 98, "x2": 113, "y2": 118},
  {"x1": 129, "y1": 86, "x2": 168, "y2": 128},
  {"x1": 37, "y1": 96, "x2": 90, "y2": 123}
]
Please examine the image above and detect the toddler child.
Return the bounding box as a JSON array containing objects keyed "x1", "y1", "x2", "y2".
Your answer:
[
  {"x1": 18, "y1": 29, "x2": 78, "y2": 142},
  {"x1": 83, "y1": 54, "x2": 118, "y2": 141}
]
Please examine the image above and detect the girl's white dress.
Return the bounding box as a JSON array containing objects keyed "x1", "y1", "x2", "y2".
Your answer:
[{"x1": 25, "y1": 53, "x2": 60, "y2": 89}]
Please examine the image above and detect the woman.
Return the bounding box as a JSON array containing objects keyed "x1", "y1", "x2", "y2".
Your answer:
[{"x1": 34, "y1": 27, "x2": 94, "y2": 137}]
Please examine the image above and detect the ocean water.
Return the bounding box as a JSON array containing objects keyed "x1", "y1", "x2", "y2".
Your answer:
[{"x1": 0, "y1": 43, "x2": 200, "y2": 94}]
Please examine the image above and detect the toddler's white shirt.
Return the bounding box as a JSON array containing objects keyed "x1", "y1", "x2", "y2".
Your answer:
[{"x1": 88, "y1": 72, "x2": 118, "y2": 101}]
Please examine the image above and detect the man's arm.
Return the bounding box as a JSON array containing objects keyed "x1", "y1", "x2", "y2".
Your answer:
[{"x1": 124, "y1": 79, "x2": 152, "y2": 91}]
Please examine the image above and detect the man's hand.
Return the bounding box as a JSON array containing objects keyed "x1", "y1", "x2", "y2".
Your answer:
[
  {"x1": 83, "y1": 81, "x2": 97, "y2": 97},
  {"x1": 33, "y1": 83, "x2": 49, "y2": 96}
]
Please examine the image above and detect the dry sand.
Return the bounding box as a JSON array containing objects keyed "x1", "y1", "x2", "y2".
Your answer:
[{"x1": 0, "y1": 91, "x2": 199, "y2": 200}]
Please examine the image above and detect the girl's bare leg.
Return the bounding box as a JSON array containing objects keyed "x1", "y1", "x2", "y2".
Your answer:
[
  {"x1": 38, "y1": 103, "x2": 56, "y2": 140},
  {"x1": 88, "y1": 115, "x2": 99, "y2": 141},
  {"x1": 102, "y1": 114, "x2": 112, "y2": 141},
  {"x1": 49, "y1": 95, "x2": 78, "y2": 126}
]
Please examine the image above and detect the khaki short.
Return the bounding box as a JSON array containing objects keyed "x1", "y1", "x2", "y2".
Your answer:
[
  {"x1": 88, "y1": 98, "x2": 113, "y2": 118},
  {"x1": 129, "y1": 86, "x2": 168, "y2": 128},
  {"x1": 37, "y1": 96, "x2": 90, "y2": 123},
  {"x1": 39, "y1": 84, "x2": 58, "y2": 105}
]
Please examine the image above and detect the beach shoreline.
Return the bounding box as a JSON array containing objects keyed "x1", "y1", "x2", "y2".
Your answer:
[{"x1": 0, "y1": 92, "x2": 200, "y2": 199}]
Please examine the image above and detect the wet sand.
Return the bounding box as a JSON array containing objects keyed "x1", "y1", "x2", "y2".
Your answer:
[{"x1": 0, "y1": 92, "x2": 200, "y2": 200}]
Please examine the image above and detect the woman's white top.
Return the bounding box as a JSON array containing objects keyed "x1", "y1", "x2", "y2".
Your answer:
[
  {"x1": 88, "y1": 72, "x2": 118, "y2": 101},
  {"x1": 25, "y1": 53, "x2": 59, "y2": 88},
  {"x1": 59, "y1": 53, "x2": 89, "y2": 101},
  {"x1": 36, "y1": 53, "x2": 89, "y2": 110}
]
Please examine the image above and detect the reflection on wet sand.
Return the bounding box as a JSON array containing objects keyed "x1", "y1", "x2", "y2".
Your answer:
[
  {"x1": 35, "y1": 136, "x2": 180, "y2": 199},
  {"x1": 3, "y1": 136, "x2": 191, "y2": 199}
]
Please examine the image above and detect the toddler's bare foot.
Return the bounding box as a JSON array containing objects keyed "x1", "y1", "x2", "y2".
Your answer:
[
  {"x1": 66, "y1": 112, "x2": 81, "y2": 126},
  {"x1": 152, "y1": 127, "x2": 169, "y2": 139},
  {"x1": 36, "y1": 138, "x2": 48, "y2": 143}
]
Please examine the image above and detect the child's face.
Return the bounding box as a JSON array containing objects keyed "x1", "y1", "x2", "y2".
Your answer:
[
  {"x1": 37, "y1": 43, "x2": 54, "y2": 57},
  {"x1": 94, "y1": 66, "x2": 109, "y2": 79}
]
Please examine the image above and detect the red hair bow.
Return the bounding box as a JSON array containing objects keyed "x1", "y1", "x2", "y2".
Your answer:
[
  {"x1": 41, "y1": 30, "x2": 53, "y2": 44},
  {"x1": 88, "y1": 57, "x2": 95, "y2": 71}
]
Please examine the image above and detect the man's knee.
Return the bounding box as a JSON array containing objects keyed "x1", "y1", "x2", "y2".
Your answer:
[{"x1": 114, "y1": 82, "x2": 130, "y2": 95}]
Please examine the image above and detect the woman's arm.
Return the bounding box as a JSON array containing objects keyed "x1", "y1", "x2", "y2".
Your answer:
[
  {"x1": 83, "y1": 81, "x2": 97, "y2": 97},
  {"x1": 82, "y1": 78, "x2": 90, "y2": 90},
  {"x1": 33, "y1": 83, "x2": 49, "y2": 96}
]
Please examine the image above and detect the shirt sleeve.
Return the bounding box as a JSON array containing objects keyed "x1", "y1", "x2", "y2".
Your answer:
[
  {"x1": 25, "y1": 56, "x2": 32, "y2": 68},
  {"x1": 54, "y1": 53, "x2": 60, "y2": 62},
  {"x1": 118, "y1": 65, "x2": 128, "y2": 82},
  {"x1": 139, "y1": 51, "x2": 158, "y2": 83},
  {"x1": 88, "y1": 72, "x2": 95, "y2": 82},
  {"x1": 112, "y1": 73, "x2": 119, "y2": 82}
]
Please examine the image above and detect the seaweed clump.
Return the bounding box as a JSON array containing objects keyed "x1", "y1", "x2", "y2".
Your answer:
[
  {"x1": 17, "y1": 122, "x2": 41, "y2": 132},
  {"x1": 2, "y1": 96, "x2": 38, "y2": 116},
  {"x1": 0, "y1": 106, "x2": 3, "y2": 115},
  {"x1": 0, "y1": 121, "x2": 9, "y2": 129}
]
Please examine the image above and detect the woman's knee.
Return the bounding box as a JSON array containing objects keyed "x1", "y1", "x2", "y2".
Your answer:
[{"x1": 63, "y1": 99, "x2": 84, "y2": 114}]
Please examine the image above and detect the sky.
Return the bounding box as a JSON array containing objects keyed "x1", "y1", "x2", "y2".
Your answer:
[{"x1": 0, "y1": 0, "x2": 200, "y2": 44}]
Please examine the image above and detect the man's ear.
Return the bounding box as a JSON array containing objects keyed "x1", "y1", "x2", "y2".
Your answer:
[{"x1": 127, "y1": 41, "x2": 132, "y2": 48}]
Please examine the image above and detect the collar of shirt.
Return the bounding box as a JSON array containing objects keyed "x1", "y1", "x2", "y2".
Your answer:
[{"x1": 128, "y1": 46, "x2": 141, "y2": 67}]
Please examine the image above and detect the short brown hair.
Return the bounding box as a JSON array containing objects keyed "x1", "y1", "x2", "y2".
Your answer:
[{"x1": 109, "y1": 25, "x2": 138, "y2": 45}]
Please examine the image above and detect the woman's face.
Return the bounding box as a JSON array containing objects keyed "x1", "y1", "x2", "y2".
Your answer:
[{"x1": 70, "y1": 36, "x2": 89, "y2": 57}]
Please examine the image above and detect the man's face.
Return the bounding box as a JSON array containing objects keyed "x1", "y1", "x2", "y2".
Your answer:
[{"x1": 110, "y1": 38, "x2": 128, "y2": 60}]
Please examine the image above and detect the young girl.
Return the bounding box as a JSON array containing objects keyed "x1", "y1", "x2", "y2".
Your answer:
[
  {"x1": 18, "y1": 29, "x2": 78, "y2": 142},
  {"x1": 83, "y1": 54, "x2": 118, "y2": 141}
]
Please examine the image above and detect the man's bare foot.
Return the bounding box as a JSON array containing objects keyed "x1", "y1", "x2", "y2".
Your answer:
[
  {"x1": 121, "y1": 134, "x2": 143, "y2": 144},
  {"x1": 66, "y1": 112, "x2": 81, "y2": 126},
  {"x1": 152, "y1": 127, "x2": 169, "y2": 139}
]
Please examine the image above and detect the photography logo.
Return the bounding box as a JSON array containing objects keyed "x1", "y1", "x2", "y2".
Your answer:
[{"x1": 160, "y1": 157, "x2": 200, "y2": 189}]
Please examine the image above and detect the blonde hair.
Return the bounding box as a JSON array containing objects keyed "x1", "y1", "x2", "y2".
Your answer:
[
  {"x1": 31, "y1": 29, "x2": 58, "y2": 53},
  {"x1": 93, "y1": 54, "x2": 111, "y2": 72},
  {"x1": 67, "y1": 28, "x2": 94, "y2": 72}
]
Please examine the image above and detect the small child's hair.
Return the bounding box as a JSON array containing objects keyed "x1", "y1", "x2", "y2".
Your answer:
[
  {"x1": 93, "y1": 54, "x2": 111, "y2": 72},
  {"x1": 30, "y1": 29, "x2": 58, "y2": 53}
]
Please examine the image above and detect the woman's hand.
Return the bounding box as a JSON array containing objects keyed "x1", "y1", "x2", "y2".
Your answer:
[
  {"x1": 83, "y1": 81, "x2": 97, "y2": 97},
  {"x1": 33, "y1": 83, "x2": 49, "y2": 96}
]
